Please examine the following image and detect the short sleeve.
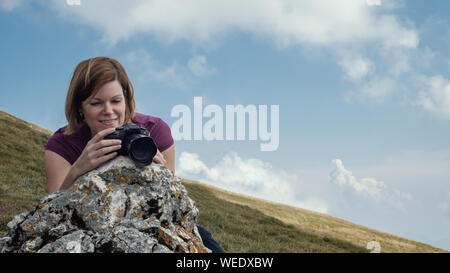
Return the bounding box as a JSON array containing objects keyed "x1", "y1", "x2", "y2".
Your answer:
[
  {"x1": 150, "y1": 118, "x2": 174, "y2": 152},
  {"x1": 45, "y1": 132, "x2": 74, "y2": 164}
]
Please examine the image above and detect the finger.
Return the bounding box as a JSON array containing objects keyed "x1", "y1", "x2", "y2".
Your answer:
[
  {"x1": 153, "y1": 154, "x2": 167, "y2": 165},
  {"x1": 92, "y1": 139, "x2": 122, "y2": 150},
  {"x1": 92, "y1": 127, "x2": 117, "y2": 142},
  {"x1": 94, "y1": 151, "x2": 118, "y2": 166},
  {"x1": 94, "y1": 144, "x2": 122, "y2": 157},
  {"x1": 156, "y1": 150, "x2": 166, "y2": 160},
  {"x1": 86, "y1": 140, "x2": 120, "y2": 155},
  {"x1": 86, "y1": 128, "x2": 117, "y2": 150},
  {"x1": 152, "y1": 155, "x2": 163, "y2": 164}
]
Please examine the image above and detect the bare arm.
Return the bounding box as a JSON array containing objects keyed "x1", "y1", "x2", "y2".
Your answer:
[
  {"x1": 161, "y1": 144, "x2": 175, "y2": 174},
  {"x1": 44, "y1": 150, "x2": 81, "y2": 193}
]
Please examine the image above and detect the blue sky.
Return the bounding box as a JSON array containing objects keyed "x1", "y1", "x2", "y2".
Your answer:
[{"x1": 1, "y1": 0, "x2": 450, "y2": 250}]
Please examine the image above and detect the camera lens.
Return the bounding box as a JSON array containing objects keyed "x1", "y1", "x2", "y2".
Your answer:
[{"x1": 128, "y1": 136, "x2": 157, "y2": 167}]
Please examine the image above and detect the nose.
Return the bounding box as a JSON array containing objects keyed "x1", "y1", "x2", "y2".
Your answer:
[{"x1": 103, "y1": 101, "x2": 114, "y2": 115}]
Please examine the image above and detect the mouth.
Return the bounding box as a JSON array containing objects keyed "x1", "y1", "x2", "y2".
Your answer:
[{"x1": 99, "y1": 118, "x2": 118, "y2": 126}]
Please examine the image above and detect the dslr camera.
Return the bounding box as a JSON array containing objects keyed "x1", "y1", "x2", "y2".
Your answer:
[{"x1": 104, "y1": 123, "x2": 157, "y2": 167}]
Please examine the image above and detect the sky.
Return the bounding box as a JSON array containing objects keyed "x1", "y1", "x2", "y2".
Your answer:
[{"x1": 1, "y1": 0, "x2": 450, "y2": 251}]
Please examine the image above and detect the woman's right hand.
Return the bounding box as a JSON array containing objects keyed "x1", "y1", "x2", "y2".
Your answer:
[{"x1": 72, "y1": 127, "x2": 122, "y2": 177}]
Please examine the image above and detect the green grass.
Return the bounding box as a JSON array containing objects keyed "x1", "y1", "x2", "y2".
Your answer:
[
  {"x1": 0, "y1": 110, "x2": 447, "y2": 252},
  {"x1": 0, "y1": 110, "x2": 50, "y2": 235}
]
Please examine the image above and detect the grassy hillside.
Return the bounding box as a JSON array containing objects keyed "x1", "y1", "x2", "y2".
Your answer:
[
  {"x1": 0, "y1": 110, "x2": 446, "y2": 252},
  {"x1": 0, "y1": 110, "x2": 50, "y2": 232},
  {"x1": 184, "y1": 180, "x2": 446, "y2": 253}
]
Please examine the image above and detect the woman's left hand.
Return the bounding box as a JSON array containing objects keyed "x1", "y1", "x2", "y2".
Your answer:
[{"x1": 152, "y1": 149, "x2": 167, "y2": 166}]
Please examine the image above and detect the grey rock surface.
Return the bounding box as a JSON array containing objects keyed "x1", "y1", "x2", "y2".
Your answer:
[{"x1": 0, "y1": 156, "x2": 210, "y2": 253}]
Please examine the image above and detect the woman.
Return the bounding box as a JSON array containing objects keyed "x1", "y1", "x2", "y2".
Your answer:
[{"x1": 44, "y1": 56, "x2": 224, "y2": 253}]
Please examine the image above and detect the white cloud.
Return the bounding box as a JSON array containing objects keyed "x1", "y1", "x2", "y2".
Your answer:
[
  {"x1": 344, "y1": 76, "x2": 400, "y2": 103},
  {"x1": 152, "y1": 63, "x2": 189, "y2": 89},
  {"x1": 416, "y1": 75, "x2": 450, "y2": 119},
  {"x1": 338, "y1": 54, "x2": 374, "y2": 81},
  {"x1": 374, "y1": 15, "x2": 418, "y2": 49},
  {"x1": 380, "y1": 46, "x2": 414, "y2": 76},
  {"x1": 46, "y1": 0, "x2": 418, "y2": 49},
  {"x1": 329, "y1": 159, "x2": 412, "y2": 210},
  {"x1": 188, "y1": 55, "x2": 216, "y2": 77},
  {"x1": 178, "y1": 151, "x2": 328, "y2": 213},
  {"x1": 366, "y1": 0, "x2": 381, "y2": 6},
  {"x1": 330, "y1": 159, "x2": 386, "y2": 200},
  {"x1": 123, "y1": 50, "x2": 216, "y2": 89},
  {"x1": 39, "y1": 0, "x2": 429, "y2": 114},
  {"x1": 122, "y1": 49, "x2": 192, "y2": 90},
  {"x1": 177, "y1": 152, "x2": 210, "y2": 175},
  {"x1": 8, "y1": 1, "x2": 427, "y2": 113}
]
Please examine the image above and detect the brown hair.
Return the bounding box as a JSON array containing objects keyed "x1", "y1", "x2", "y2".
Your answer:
[{"x1": 64, "y1": 57, "x2": 135, "y2": 135}]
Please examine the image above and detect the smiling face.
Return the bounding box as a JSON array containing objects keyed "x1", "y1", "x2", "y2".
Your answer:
[{"x1": 80, "y1": 80, "x2": 126, "y2": 137}]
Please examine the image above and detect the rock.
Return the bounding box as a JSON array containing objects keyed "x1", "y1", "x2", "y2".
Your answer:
[{"x1": 0, "y1": 156, "x2": 210, "y2": 253}]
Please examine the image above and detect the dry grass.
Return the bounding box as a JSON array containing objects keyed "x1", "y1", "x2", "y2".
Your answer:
[
  {"x1": 182, "y1": 180, "x2": 366, "y2": 252},
  {"x1": 182, "y1": 179, "x2": 447, "y2": 253}
]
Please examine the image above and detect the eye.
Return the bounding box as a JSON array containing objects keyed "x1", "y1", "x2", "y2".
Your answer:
[
  {"x1": 90, "y1": 102, "x2": 101, "y2": 106},
  {"x1": 112, "y1": 99, "x2": 122, "y2": 103}
]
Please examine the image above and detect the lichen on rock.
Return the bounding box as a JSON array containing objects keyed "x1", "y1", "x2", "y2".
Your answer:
[{"x1": 0, "y1": 156, "x2": 210, "y2": 253}]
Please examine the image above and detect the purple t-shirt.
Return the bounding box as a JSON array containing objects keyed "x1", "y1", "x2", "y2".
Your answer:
[{"x1": 45, "y1": 112, "x2": 174, "y2": 165}]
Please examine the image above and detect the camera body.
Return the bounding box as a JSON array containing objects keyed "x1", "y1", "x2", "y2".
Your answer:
[{"x1": 104, "y1": 123, "x2": 157, "y2": 167}]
